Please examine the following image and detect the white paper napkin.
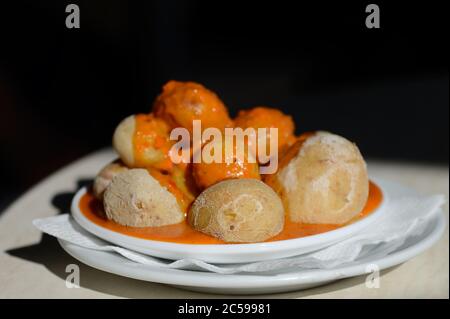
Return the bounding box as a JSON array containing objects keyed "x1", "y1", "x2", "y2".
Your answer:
[{"x1": 33, "y1": 194, "x2": 445, "y2": 274}]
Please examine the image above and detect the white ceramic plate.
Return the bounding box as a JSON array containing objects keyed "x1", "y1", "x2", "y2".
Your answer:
[
  {"x1": 59, "y1": 211, "x2": 445, "y2": 295},
  {"x1": 71, "y1": 179, "x2": 388, "y2": 264}
]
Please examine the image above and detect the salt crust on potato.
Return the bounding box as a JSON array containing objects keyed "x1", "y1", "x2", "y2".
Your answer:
[
  {"x1": 104, "y1": 169, "x2": 184, "y2": 227},
  {"x1": 189, "y1": 179, "x2": 284, "y2": 243},
  {"x1": 271, "y1": 131, "x2": 369, "y2": 225}
]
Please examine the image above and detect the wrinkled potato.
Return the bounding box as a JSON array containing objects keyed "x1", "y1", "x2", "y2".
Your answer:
[
  {"x1": 146, "y1": 166, "x2": 197, "y2": 214},
  {"x1": 188, "y1": 179, "x2": 284, "y2": 243},
  {"x1": 112, "y1": 115, "x2": 135, "y2": 166},
  {"x1": 266, "y1": 131, "x2": 369, "y2": 225},
  {"x1": 234, "y1": 106, "x2": 296, "y2": 161},
  {"x1": 153, "y1": 81, "x2": 233, "y2": 133},
  {"x1": 93, "y1": 159, "x2": 128, "y2": 200},
  {"x1": 192, "y1": 136, "x2": 261, "y2": 190},
  {"x1": 112, "y1": 113, "x2": 174, "y2": 171},
  {"x1": 169, "y1": 164, "x2": 198, "y2": 204},
  {"x1": 103, "y1": 169, "x2": 184, "y2": 227}
]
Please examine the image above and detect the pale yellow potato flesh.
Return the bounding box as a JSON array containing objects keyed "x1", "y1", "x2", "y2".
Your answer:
[{"x1": 112, "y1": 115, "x2": 135, "y2": 167}]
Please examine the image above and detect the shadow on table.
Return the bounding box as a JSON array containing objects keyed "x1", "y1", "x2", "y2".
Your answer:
[{"x1": 6, "y1": 178, "x2": 401, "y2": 298}]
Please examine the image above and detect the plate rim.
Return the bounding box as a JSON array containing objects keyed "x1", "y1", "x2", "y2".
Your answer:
[
  {"x1": 58, "y1": 212, "x2": 446, "y2": 289},
  {"x1": 71, "y1": 178, "x2": 389, "y2": 255}
]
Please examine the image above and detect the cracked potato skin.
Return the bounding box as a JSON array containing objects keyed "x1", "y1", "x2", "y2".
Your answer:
[
  {"x1": 188, "y1": 179, "x2": 284, "y2": 243},
  {"x1": 103, "y1": 169, "x2": 184, "y2": 227}
]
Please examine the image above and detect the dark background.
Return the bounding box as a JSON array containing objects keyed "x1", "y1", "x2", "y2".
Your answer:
[{"x1": 0, "y1": 1, "x2": 448, "y2": 211}]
